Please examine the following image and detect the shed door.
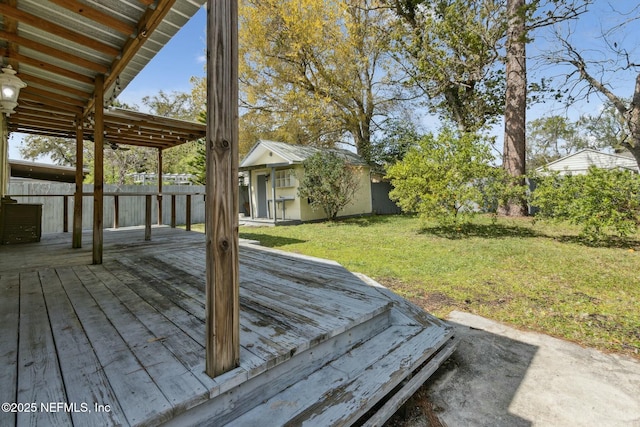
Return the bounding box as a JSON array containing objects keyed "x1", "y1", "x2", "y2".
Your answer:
[{"x1": 257, "y1": 174, "x2": 268, "y2": 218}]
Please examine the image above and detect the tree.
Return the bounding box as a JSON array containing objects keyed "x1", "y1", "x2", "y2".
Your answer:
[
  {"x1": 141, "y1": 90, "x2": 199, "y2": 121},
  {"x1": 239, "y1": 0, "x2": 410, "y2": 163},
  {"x1": 526, "y1": 115, "x2": 591, "y2": 170},
  {"x1": 501, "y1": 0, "x2": 528, "y2": 216},
  {"x1": 548, "y1": 3, "x2": 640, "y2": 168},
  {"x1": 386, "y1": 129, "x2": 505, "y2": 225},
  {"x1": 19, "y1": 136, "x2": 78, "y2": 166},
  {"x1": 297, "y1": 151, "x2": 360, "y2": 220},
  {"x1": 388, "y1": 0, "x2": 507, "y2": 133},
  {"x1": 576, "y1": 101, "x2": 629, "y2": 154},
  {"x1": 500, "y1": 0, "x2": 591, "y2": 216},
  {"x1": 370, "y1": 118, "x2": 420, "y2": 166}
]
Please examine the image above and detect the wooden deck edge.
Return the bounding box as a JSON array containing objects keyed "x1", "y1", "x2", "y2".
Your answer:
[
  {"x1": 161, "y1": 309, "x2": 393, "y2": 427},
  {"x1": 360, "y1": 335, "x2": 459, "y2": 427}
]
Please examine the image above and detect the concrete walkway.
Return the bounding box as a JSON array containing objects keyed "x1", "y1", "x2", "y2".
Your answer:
[{"x1": 423, "y1": 311, "x2": 640, "y2": 427}]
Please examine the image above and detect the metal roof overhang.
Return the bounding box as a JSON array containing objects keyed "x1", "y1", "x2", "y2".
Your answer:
[
  {"x1": 9, "y1": 159, "x2": 89, "y2": 182},
  {"x1": 0, "y1": 0, "x2": 207, "y2": 148}
]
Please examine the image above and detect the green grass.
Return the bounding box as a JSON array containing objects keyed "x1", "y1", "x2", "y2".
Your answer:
[{"x1": 192, "y1": 215, "x2": 640, "y2": 358}]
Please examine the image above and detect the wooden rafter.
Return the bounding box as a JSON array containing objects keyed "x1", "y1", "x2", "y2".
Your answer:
[
  {"x1": 0, "y1": 49, "x2": 95, "y2": 85},
  {"x1": 47, "y1": 0, "x2": 136, "y2": 35},
  {"x1": 0, "y1": 30, "x2": 109, "y2": 73},
  {"x1": 0, "y1": 3, "x2": 121, "y2": 57},
  {"x1": 1, "y1": 0, "x2": 206, "y2": 156},
  {"x1": 19, "y1": 73, "x2": 92, "y2": 99}
]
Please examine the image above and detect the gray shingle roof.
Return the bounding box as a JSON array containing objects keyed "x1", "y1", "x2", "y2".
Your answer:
[{"x1": 241, "y1": 140, "x2": 368, "y2": 167}]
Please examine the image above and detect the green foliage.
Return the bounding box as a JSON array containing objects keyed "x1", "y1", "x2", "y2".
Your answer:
[
  {"x1": 297, "y1": 151, "x2": 359, "y2": 220},
  {"x1": 531, "y1": 167, "x2": 640, "y2": 242},
  {"x1": 386, "y1": 129, "x2": 504, "y2": 226},
  {"x1": 240, "y1": 0, "x2": 408, "y2": 162},
  {"x1": 371, "y1": 119, "x2": 420, "y2": 165},
  {"x1": 526, "y1": 115, "x2": 589, "y2": 170},
  {"x1": 20, "y1": 136, "x2": 78, "y2": 166},
  {"x1": 390, "y1": 0, "x2": 507, "y2": 132}
]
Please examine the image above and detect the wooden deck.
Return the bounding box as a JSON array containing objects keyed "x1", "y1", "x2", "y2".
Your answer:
[{"x1": 0, "y1": 228, "x2": 456, "y2": 426}]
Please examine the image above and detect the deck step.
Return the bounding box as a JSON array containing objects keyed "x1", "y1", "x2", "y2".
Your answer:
[
  {"x1": 230, "y1": 323, "x2": 454, "y2": 426},
  {"x1": 164, "y1": 304, "x2": 395, "y2": 426}
]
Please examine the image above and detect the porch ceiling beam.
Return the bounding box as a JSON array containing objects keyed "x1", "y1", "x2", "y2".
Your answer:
[
  {"x1": 0, "y1": 30, "x2": 110, "y2": 73},
  {"x1": 103, "y1": 126, "x2": 200, "y2": 142},
  {"x1": 0, "y1": 3, "x2": 121, "y2": 57},
  {"x1": 18, "y1": 92, "x2": 84, "y2": 114},
  {"x1": 22, "y1": 86, "x2": 85, "y2": 108},
  {"x1": 47, "y1": 0, "x2": 136, "y2": 35},
  {"x1": 3, "y1": 0, "x2": 19, "y2": 71},
  {"x1": 0, "y1": 49, "x2": 95, "y2": 85},
  {"x1": 20, "y1": 73, "x2": 92, "y2": 99},
  {"x1": 7, "y1": 117, "x2": 74, "y2": 133}
]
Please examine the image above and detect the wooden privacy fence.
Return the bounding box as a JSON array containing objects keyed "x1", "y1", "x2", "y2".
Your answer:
[{"x1": 7, "y1": 182, "x2": 206, "y2": 234}]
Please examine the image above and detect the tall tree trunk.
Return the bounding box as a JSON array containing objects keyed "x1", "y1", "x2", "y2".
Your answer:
[{"x1": 500, "y1": 0, "x2": 528, "y2": 216}]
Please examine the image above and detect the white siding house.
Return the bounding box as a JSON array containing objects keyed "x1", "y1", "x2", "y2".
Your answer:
[
  {"x1": 536, "y1": 149, "x2": 639, "y2": 175},
  {"x1": 239, "y1": 140, "x2": 372, "y2": 223}
]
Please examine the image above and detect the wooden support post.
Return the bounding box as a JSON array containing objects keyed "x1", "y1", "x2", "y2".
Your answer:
[
  {"x1": 157, "y1": 148, "x2": 163, "y2": 225},
  {"x1": 248, "y1": 171, "x2": 254, "y2": 219},
  {"x1": 0, "y1": 115, "x2": 7, "y2": 199},
  {"x1": 72, "y1": 114, "x2": 83, "y2": 248},
  {"x1": 170, "y1": 194, "x2": 176, "y2": 228},
  {"x1": 205, "y1": 0, "x2": 240, "y2": 378},
  {"x1": 113, "y1": 195, "x2": 119, "y2": 229},
  {"x1": 145, "y1": 194, "x2": 152, "y2": 241},
  {"x1": 270, "y1": 167, "x2": 277, "y2": 223},
  {"x1": 92, "y1": 74, "x2": 104, "y2": 264},
  {"x1": 63, "y1": 195, "x2": 69, "y2": 232},
  {"x1": 186, "y1": 194, "x2": 192, "y2": 231}
]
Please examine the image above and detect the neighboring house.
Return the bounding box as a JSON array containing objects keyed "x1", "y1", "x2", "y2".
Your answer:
[
  {"x1": 239, "y1": 140, "x2": 372, "y2": 223},
  {"x1": 536, "y1": 149, "x2": 639, "y2": 175}
]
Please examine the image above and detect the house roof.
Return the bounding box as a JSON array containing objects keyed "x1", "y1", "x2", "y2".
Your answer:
[
  {"x1": 1, "y1": 0, "x2": 206, "y2": 149},
  {"x1": 240, "y1": 140, "x2": 369, "y2": 169},
  {"x1": 536, "y1": 148, "x2": 639, "y2": 175}
]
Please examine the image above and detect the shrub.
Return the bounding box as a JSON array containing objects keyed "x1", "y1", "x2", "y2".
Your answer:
[
  {"x1": 531, "y1": 166, "x2": 640, "y2": 242},
  {"x1": 386, "y1": 129, "x2": 504, "y2": 226},
  {"x1": 297, "y1": 151, "x2": 360, "y2": 220}
]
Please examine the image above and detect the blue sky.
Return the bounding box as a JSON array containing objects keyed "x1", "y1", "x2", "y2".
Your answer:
[{"x1": 116, "y1": 7, "x2": 207, "y2": 111}]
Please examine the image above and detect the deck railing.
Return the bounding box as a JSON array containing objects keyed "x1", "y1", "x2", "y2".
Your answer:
[{"x1": 7, "y1": 184, "x2": 206, "y2": 235}]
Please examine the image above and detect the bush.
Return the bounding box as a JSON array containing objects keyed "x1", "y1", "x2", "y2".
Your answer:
[
  {"x1": 386, "y1": 129, "x2": 505, "y2": 226},
  {"x1": 531, "y1": 167, "x2": 640, "y2": 242},
  {"x1": 297, "y1": 151, "x2": 360, "y2": 220}
]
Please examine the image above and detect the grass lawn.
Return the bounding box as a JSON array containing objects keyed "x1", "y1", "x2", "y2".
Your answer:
[{"x1": 193, "y1": 214, "x2": 640, "y2": 358}]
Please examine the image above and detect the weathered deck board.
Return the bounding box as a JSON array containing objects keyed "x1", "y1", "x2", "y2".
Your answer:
[
  {"x1": 75, "y1": 265, "x2": 210, "y2": 417},
  {"x1": 38, "y1": 268, "x2": 126, "y2": 427},
  {"x1": 57, "y1": 265, "x2": 173, "y2": 426},
  {"x1": 0, "y1": 273, "x2": 19, "y2": 427},
  {"x1": 17, "y1": 271, "x2": 71, "y2": 427},
  {"x1": 0, "y1": 228, "x2": 455, "y2": 426}
]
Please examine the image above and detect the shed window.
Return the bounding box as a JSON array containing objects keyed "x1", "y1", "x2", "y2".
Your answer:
[{"x1": 275, "y1": 169, "x2": 295, "y2": 188}]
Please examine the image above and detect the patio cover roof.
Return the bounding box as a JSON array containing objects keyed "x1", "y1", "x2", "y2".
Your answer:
[{"x1": 0, "y1": 0, "x2": 207, "y2": 148}]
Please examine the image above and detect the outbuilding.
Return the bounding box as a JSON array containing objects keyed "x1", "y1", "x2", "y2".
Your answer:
[{"x1": 240, "y1": 140, "x2": 372, "y2": 223}]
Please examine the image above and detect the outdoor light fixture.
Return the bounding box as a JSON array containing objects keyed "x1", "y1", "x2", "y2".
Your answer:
[{"x1": 0, "y1": 65, "x2": 26, "y2": 116}]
